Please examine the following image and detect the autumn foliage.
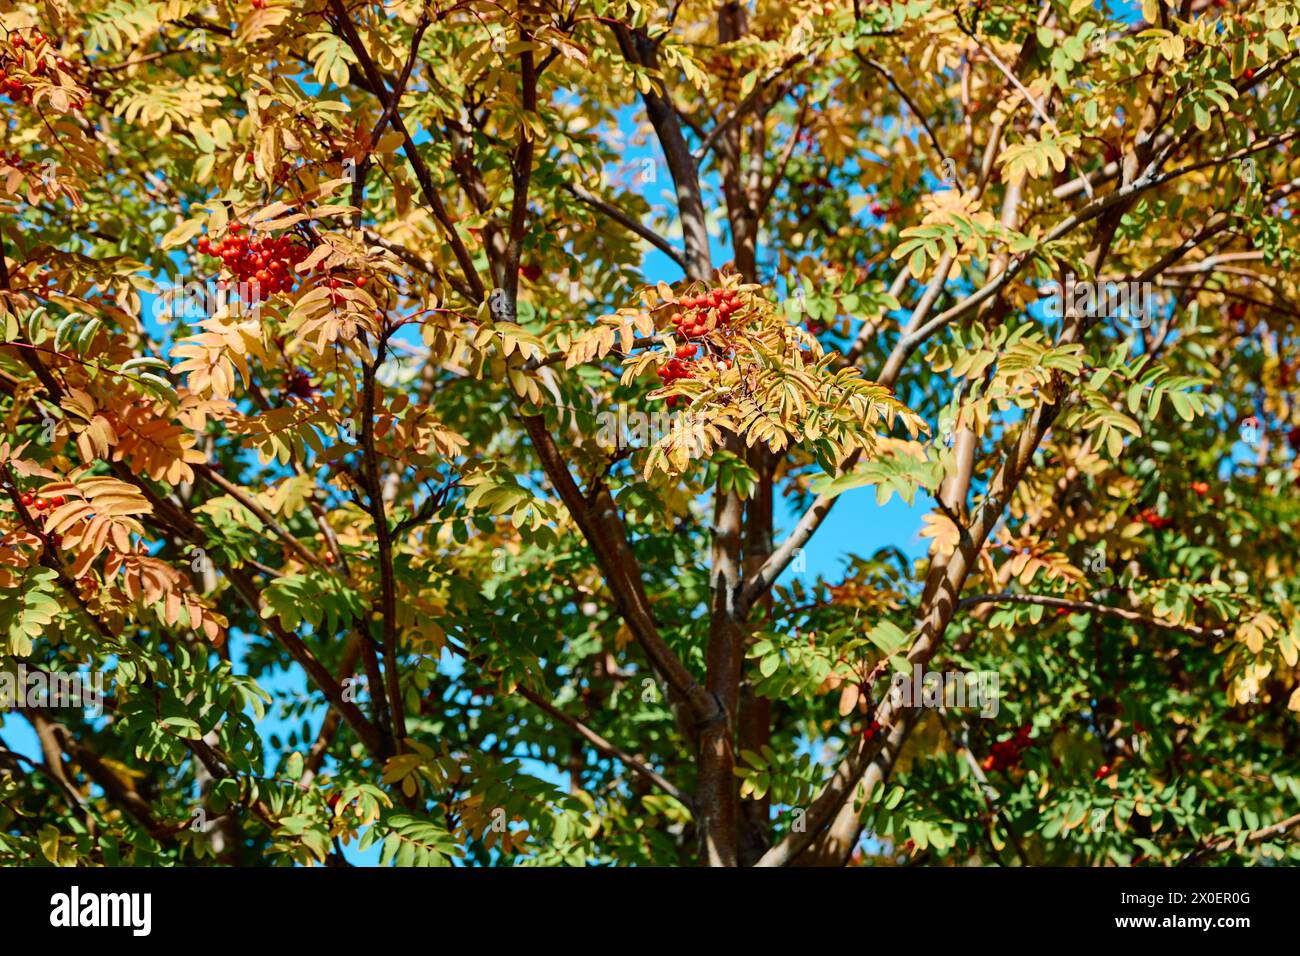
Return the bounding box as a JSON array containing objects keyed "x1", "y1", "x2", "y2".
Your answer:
[{"x1": 0, "y1": 0, "x2": 1299, "y2": 867}]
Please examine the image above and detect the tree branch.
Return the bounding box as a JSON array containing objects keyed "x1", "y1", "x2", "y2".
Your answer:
[
  {"x1": 560, "y1": 182, "x2": 688, "y2": 269},
  {"x1": 956, "y1": 591, "x2": 1229, "y2": 639},
  {"x1": 514, "y1": 684, "x2": 690, "y2": 806},
  {"x1": 329, "y1": 0, "x2": 486, "y2": 302}
]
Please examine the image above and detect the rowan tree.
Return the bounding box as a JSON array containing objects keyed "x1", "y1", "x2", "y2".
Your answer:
[{"x1": 1, "y1": 0, "x2": 1298, "y2": 867}]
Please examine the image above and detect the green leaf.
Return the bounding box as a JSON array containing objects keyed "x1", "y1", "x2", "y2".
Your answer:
[
  {"x1": 867, "y1": 620, "x2": 909, "y2": 653},
  {"x1": 0, "y1": 566, "x2": 60, "y2": 656}
]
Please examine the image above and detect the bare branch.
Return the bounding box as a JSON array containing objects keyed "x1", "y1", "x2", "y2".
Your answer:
[{"x1": 560, "y1": 182, "x2": 688, "y2": 269}]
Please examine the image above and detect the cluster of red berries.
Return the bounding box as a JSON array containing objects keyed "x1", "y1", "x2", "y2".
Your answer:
[
  {"x1": 669, "y1": 286, "x2": 744, "y2": 339},
  {"x1": 16, "y1": 491, "x2": 67, "y2": 548},
  {"x1": 657, "y1": 353, "x2": 697, "y2": 384},
  {"x1": 1093, "y1": 762, "x2": 1114, "y2": 780},
  {"x1": 655, "y1": 346, "x2": 734, "y2": 407},
  {"x1": 0, "y1": 31, "x2": 76, "y2": 107},
  {"x1": 18, "y1": 491, "x2": 66, "y2": 512},
  {"x1": 196, "y1": 223, "x2": 309, "y2": 299},
  {"x1": 862, "y1": 719, "x2": 883, "y2": 741},
  {"x1": 324, "y1": 274, "x2": 368, "y2": 307},
  {"x1": 0, "y1": 150, "x2": 35, "y2": 170},
  {"x1": 657, "y1": 354, "x2": 696, "y2": 410},
  {"x1": 657, "y1": 287, "x2": 745, "y2": 408},
  {"x1": 981, "y1": 724, "x2": 1033, "y2": 772},
  {"x1": 1190, "y1": 480, "x2": 1210, "y2": 497},
  {"x1": 2, "y1": 31, "x2": 43, "y2": 104},
  {"x1": 285, "y1": 368, "x2": 317, "y2": 400},
  {"x1": 1137, "y1": 508, "x2": 1172, "y2": 530}
]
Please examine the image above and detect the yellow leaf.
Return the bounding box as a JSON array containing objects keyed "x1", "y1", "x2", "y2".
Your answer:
[{"x1": 838, "y1": 682, "x2": 860, "y2": 716}]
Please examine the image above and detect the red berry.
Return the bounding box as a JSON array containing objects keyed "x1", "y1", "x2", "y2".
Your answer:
[
  {"x1": 1190, "y1": 481, "x2": 1209, "y2": 497},
  {"x1": 1094, "y1": 764, "x2": 1111, "y2": 780},
  {"x1": 19, "y1": 493, "x2": 33, "y2": 506},
  {"x1": 33, "y1": 497, "x2": 47, "y2": 511},
  {"x1": 50, "y1": 495, "x2": 65, "y2": 507},
  {"x1": 354, "y1": 276, "x2": 367, "y2": 288}
]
